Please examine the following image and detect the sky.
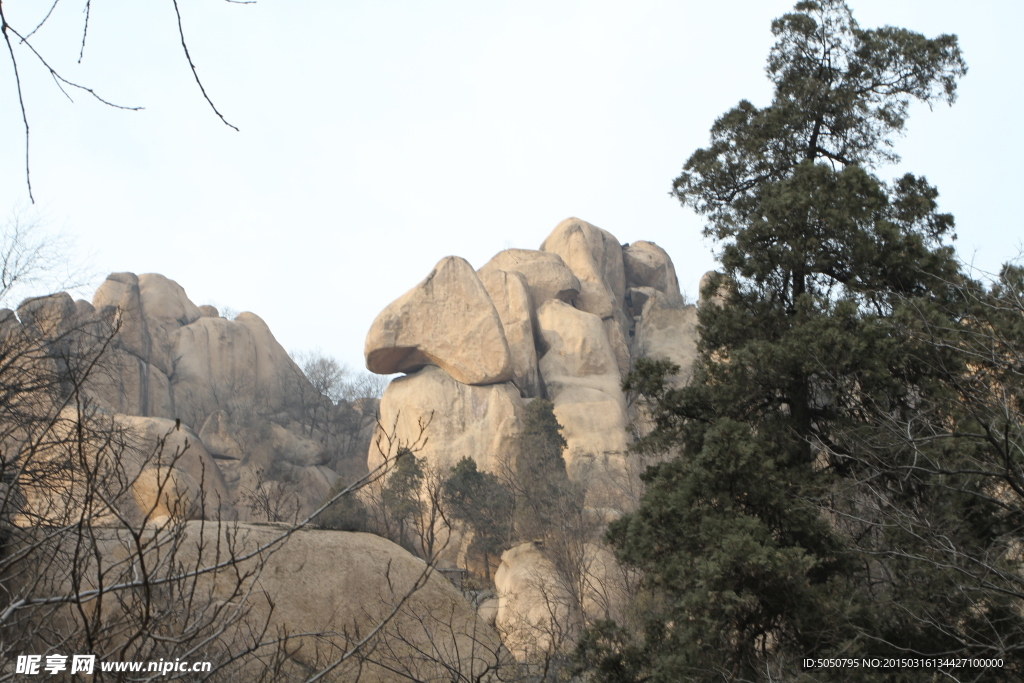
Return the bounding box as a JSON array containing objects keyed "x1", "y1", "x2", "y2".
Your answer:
[{"x1": 0, "y1": 1, "x2": 1019, "y2": 373}]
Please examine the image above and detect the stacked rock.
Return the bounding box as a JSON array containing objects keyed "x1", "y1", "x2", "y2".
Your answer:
[{"x1": 364, "y1": 217, "x2": 701, "y2": 512}]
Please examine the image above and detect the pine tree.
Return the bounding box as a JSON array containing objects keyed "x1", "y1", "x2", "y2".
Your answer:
[
  {"x1": 512, "y1": 399, "x2": 580, "y2": 542},
  {"x1": 574, "y1": 2, "x2": 1024, "y2": 681},
  {"x1": 444, "y1": 456, "x2": 514, "y2": 578}
]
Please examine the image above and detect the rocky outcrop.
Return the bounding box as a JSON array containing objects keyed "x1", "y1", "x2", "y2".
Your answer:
[
  {"x1": 364, "y1": 218, "x2": 700, "y2": 513},
  {"x1": 535, "y1": 300, "x2": 629, "y2": 504},
  {"x1": 372, "y1": 366, "x2": 524, "y2": 475},
  {"x1": 633, "y1": 294, "x2": 700, "y2": 385},
  {"x1": 365, "y1": 256, "x2": 513, "y2": 385},
  {"x1": 541, "y1": 218, "x2": 626, "y2": 322},
  {"x1": 541, "y1": 218, "x2": 631, "y2": 376},
  {"x1": 623, "y1": 240, "x2": 682, "y2": 303},
  {"x1": 30, "y1": 523, "x2": 507, "y2": 682},
  {"x1": 3, "y1": 271, "x2": 381, "y2": 524},
  {"x1": 494, "y1": 542, "x2": 572, "y2": 661},
  {"x1": 494, "y1": 541, "x2": 631, "y2": 662},
  {"x1": 479, "y1": 269, "x2": 542, "y2": 398},
  {"x1": 15, "y1": 410, "x2": 230, "y2": 526},
  {"x1": 478, "y1": 249, "x2": 581, "y2": 307}
]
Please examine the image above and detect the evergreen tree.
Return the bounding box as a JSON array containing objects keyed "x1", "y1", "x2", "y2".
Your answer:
[
  {"x1": 576, "y1": 2, "x2": 1024, "y2": 681},
  {"x1": 381, "y1": 450, "x2": 424, "y2": 548},
  {"x1": 513, "y1": 399, "x2": 580, "y2": 541},
  {"x1": 444, "y1": 456, "x2": 514, "y2": 579}
]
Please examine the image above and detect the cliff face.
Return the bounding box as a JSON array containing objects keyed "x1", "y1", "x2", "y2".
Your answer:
[
  {"x1": 364, "y1": 217, "x2": 700, "y2": 511},
  {"x1": 363, "y1": 218, "x2": 704, "y2": 657},
  {"x1": 8, "y1": 272, "x2": 376, "y2": 524}
]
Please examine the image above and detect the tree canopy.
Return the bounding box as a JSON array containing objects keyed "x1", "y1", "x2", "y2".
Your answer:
[{"x1": 580, "y1": 2, "x2": 1024, "y2": 680}]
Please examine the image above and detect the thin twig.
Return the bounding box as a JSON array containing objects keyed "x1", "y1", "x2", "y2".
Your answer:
[
  {"x1": 24, "y1": 0, "x2": 62, "y2": 41},
  {"x1": 0, "y1": 6, "x2": 34, "y2": 202},
  {"x1": 78, "y1": 0, "x2": 91, "y2": 62},
  {"x1": 171, "y1": 0, "x2": 239, "y2": 131}
]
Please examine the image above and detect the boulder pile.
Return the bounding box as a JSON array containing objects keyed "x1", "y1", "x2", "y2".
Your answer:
[
  {"x1": 365, "y1": 217, "x2": 701, "y2": 510},
  {"x1": 5, "y1": 272, "x2": 377, "y2": 524}
]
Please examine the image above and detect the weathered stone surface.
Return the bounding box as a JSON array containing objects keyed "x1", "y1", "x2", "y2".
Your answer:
[
  {"x1": 478, "y1": 249, "x2": 580, "y2": 307},
  {"x1": 138, "y1": 274, "x2": 202, "y2": 375},
  {"x1": 540, "y1": 218, "x2": 633, "y2": 376},
  {"x1": 170, "y1": 313, "x2": 307, "y2": 430},
  {"x1": 603, "y1": 316, "x2": 632, "y2": 377},
  {"x1": 40, "y1": 523, "x2": 505, "y2": 682},
  {"x1": 536, "y1": 301, "x2": 620, "y2": 387},
  {"x1": 494, "y1": 541, "x2": 631, "y2": 662},
  {"x1": 623, "y1": 240, "x2": 682, "y2": 302},
  {"x1": 547, "y1": 386, "x2": 629, "y2": 493},
  {"x1": 131, "y1": 466, "x2": 202, "y2": 524},
  {"x1": 252, "y1": 422, "x2": 326, "y2": 469},
  {"x1": 93, "y1": 272, "x2": 148, "y2": 361},
  {"x1": 115, "y1": 414, "x2": 230, "y2": 514},
  {"x1": 535, "y1": 301, "x2": 628, "y2": 501},
  {"x1": 88, "y1": 349, "x2": 175, "y2": 419},
  {"x1": 365, "y1": 256, "x2": 512, "y2": 385},
  {"x1": 196, "y1": 409, "x2": 335, "y2": 520},
  {"x1": 199, "y1": 410, "x2": 244, "y2": 461},
  {"x1": 370, "y1": 366, "x2": 523, "y2": 475},
  {"x1": 699, "y1": 270, "x2": 733, "y2": 308},
  {"x1": 626, "y1": 286, "x2": 659, "y2": 317},
  {"x1": 9, "y1": 271, "x2": 377, "y2": 526},
  {"x1": 479, "y1": 269, "x2": 542, "y2": 398},
  {"x1": 634, "y1": 294, "x2": 699, "y2": 386},
  {"x1": 494, "y1": 542, "x2": 572, "y2": 661},
  {"x1": 17, "y1": 292, "x2": 77, "y2": 338},
  {"x1": 541, "y1": 218, "x2": 626, "y2": 322},
  {"x1": 232, "y1": 312, "x2": 308, "y2": 411},
  {"x1": 74, "y1": 299, "x2": 96, "y2": 320},
  {"x1": 15, "y1": 410, "x2": 229, "y2": 526}
]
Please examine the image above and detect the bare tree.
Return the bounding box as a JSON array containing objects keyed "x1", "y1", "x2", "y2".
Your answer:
[
  {"x1": 0, "y1": 1, "x2": 248, "y2": 201},
  {"x1": 0, "y1": 229, "x2": 467, "y2": 681},
  {"x1": 0, "y1": 209, "x2": 92, "y2": 309}
]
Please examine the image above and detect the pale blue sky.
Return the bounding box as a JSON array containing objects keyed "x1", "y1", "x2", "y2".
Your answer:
[{"x1": 0, "y1": 1, "x2": 1018, "y2": 372}]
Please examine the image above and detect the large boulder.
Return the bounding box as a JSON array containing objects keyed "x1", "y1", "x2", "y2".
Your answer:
[
  {"x1": 88, "y1": 348, "x2": 175, "y2": 419},
  {"x1": 622, "y1": 240, "x2": 683, "y2": 302},
  {"x1": 535, "y1": 300, "x2": 621, "y2": 399},
  {"x1": 477, "y1": 249, "x2": 581, "y2": 308},
  {"x1": 28, "y1": 523, "x2": 507, "y2": 682},
  {"x1": 540, "y1": 219, "x2": 631, "y2": 375},
  {"x1": 92, "y1": 273, "x2": 202, "y2": 377},
  {"x1": 365, "y1": 256, "x2": 513, "y2": 385},
  {"x1": 535, "y1": 301, "x2": 628, "y2": 503},
  {"x1": 196, "y1": 409, "x2": 336, "y2": 521},
  {"x1": 137, "y1": 273, "x2": 203, "y2": 374},
  {"x1": 91, "y1": 274, "x2": 313, "y2": 429},
  {"x1": 699, "y1": 270, "x2": 734, "y2": 308},
  {"x1": 479, "y1": 269, "x2": 542, "y2": 398},
  {"x1": 371, "y1": 366, "x2": 524, "y2": 475},
  {"x1": 17, "y1": 292, "x2": 78, "y2": 339},
  {"x1": 541, "y1": 218, "x2": 626, "y2": 322},
  {"x1": 633, "y1": 294, "x2": 700, "y2": 386},
  {"x1": 494, "y1": 542, "x2": 573, "y2": 662},
  {"x1": 170, "y1": 314, "x2": 308, "y2": 430},
  {"x1": 131, "y1": 466, "x2": 203, "y2": 524},
  {"x1": 115, "y1": 414, "x2": 230, "y2": 516},
  {"x1": 14, "y1": 410, "x2": 229, "y2": 526}
]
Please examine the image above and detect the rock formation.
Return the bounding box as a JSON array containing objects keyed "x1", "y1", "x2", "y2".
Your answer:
[
  {"x1": 24, "y1": 522, "x2": 507, "y2": 682},
  {"x1": 366, "y1": 217, "x2": 699, "y2": 509},
  {"x1": 364, "y1": 256, "x2": 513, "y2": 385},
  {"x1": 364, "y1": 217, "x2": 700, "y2": 660},
  {"x1": 4, "y1": 271, "x2": 377, "y2": 525}
]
